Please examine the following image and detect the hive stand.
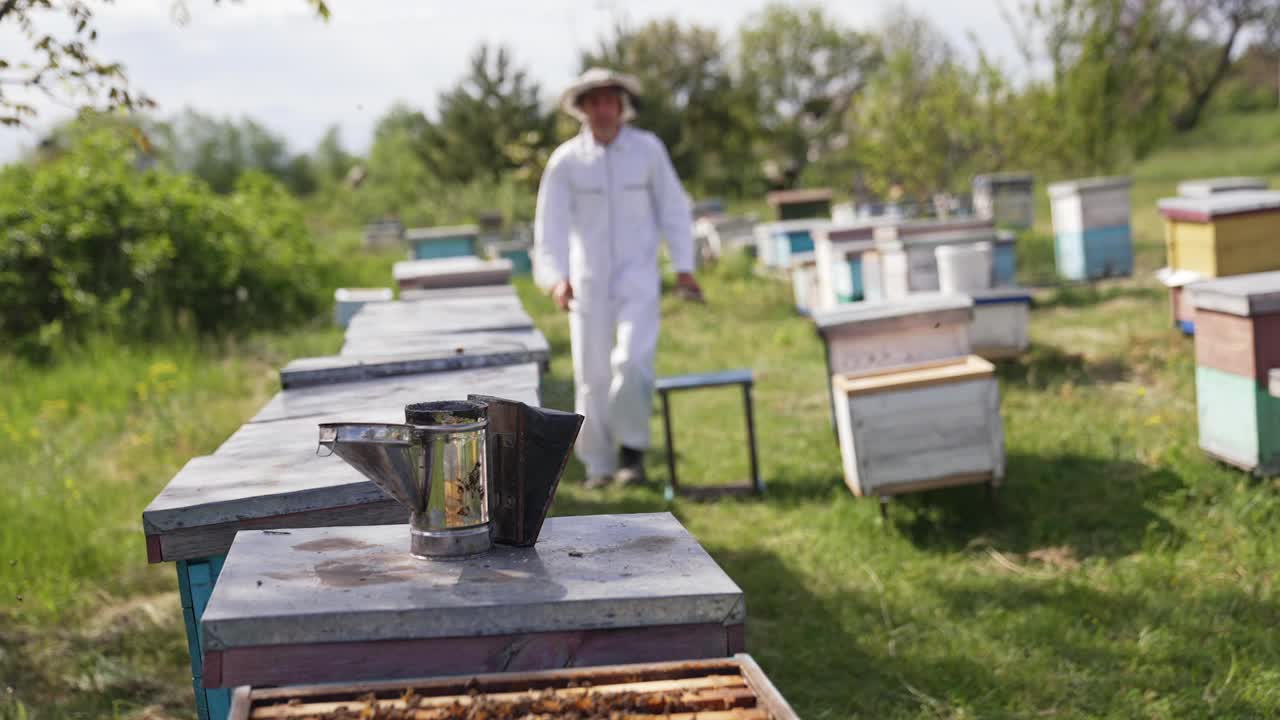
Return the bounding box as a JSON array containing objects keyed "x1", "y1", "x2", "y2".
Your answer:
[{"x1": 655, "y1": 370, "x2": 764, "y2": 500}]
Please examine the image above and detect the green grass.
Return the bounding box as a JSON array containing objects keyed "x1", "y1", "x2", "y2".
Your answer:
[{"x1": 6, "y1": 112, "x2": 1280, "y2": 718}]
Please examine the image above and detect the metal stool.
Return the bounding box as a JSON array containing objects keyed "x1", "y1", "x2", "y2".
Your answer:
[{"x1": 655, "y1": 369, "x2": 764, "y2": 499}]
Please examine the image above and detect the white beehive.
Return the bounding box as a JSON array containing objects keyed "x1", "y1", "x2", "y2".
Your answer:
[
  {"x1": 936, "y1": 242, "x2": 994, "y2": 295},
  {"x1": 812, "y1": 293, "x2": 974, "y2": 377},
  {"x1": 874, "y1": 220, "x2": 998, "y2": 299},
  {"x1": 832, "y1": 355, "x2": 1005, "y2": 498},
  {"x1": 813, "y1": 223, "x2": 881, "y2": 309},
  {"x1": 969, "y1": 288, "x2": 1032, "y2": 359},
  {"x1": 333, "y1": 287, "x2": 394, "y2": 328}
]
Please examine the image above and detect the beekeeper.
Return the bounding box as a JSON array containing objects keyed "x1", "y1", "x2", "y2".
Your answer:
[{"x1": 534, "y1": 67, "x2": 702, "y2": 489}]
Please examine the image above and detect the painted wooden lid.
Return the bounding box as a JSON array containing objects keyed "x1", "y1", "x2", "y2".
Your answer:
[
  {"x1": 970, "y1": 287, "x2": 1033, "y2": 305},
  {"x1": 334, "y1": 288, "x2": 394, "y2": 303},
  {"x1": 392, "y1": 257, "x2": 513, "y2": 282},
  {"x1": 766, "y1": 188, "x2": 832, "y2": 206},
  {"x1": 1189, "y1": 270, "x2": 1280, "y2": 316},
  {"x1": 398, "y1": 284, "x2": 518, "y2": 301},
  {"x1": 1155, "y1": 267, "x2": 1205, "y2": 289},
  {"x1": 812, "y1": 293, "x2": 973, "y2": 331},
  {"x1": 973, "y1": 172, "x2": 1034, "y2": 188},
  {"x1": 1157, "y1": 190, "x2": 1280, "y2": 222},
  {"x1": 141, "y1": 363, "x2": 542, "y2": 544},
  {"x1": 1047, "y1": 176, "x2": 1132, "y2": 198},
  {"x1": 834, "y1": 355, "x2": 994, "y2": 396},
  {"x1": 199, "y1": 513, "x2": 746, "y2": 650},
  {"x1": 344, "y1": 296, "x2": 534, "y2": 339},
  {"x1": 281, "y1": 331, "x2": 550, "y2": 389},
  {"x1": 406, "y1": 224, "x2": 480, "y2": 241},
  {"x1": 1177, "y1": 177, "x2": 1268, "y2": 197}
]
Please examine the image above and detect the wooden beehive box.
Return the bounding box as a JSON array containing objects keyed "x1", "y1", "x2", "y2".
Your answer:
[
  {"x1": 485, "y1": 239, "x2": 533, "y2": 275},
  {"x1": 832, "y1": 355, "x2": 1005, "y2": 498},
  {"x1": 766, "y1": 187, "x2": 832, "y2": 221},
  {"x1": 992, "y1": 230, "x2": 1018, "y2": 287},
  {"x1": 753, "y1": 219, "x2": 827, "y2": 269},
  {"x1": 1177, "y1": 176, "x2": 1268, "y2": 197},
  {"x1": 813, "y1": 293, "x2": 973, "y2": 377},
  {"x1": 226, "y1": 655, "x2": 798, "y2": 720},
  {"x1": 1157, "y1": 191, "x2": 1280, "y2": 279},
  {"x1": 973, "y1": 172, "x2": 1035, "y2": 229},
  {"x1": 198, "y1": 514, "x2": 746, "y2": 691},
  {"x1": 1190, "y1": 271, "x2": 1280, "y2": 474},
  {"x1": 1048, "y1": 176, "x2": 1133, "y2": 280},
  {"x1": 333, "y1": 287, "x2": 393, "y2": 328},
  {"x1": 969, "y1": 288, "x2": 1033, "y2": 360},
  {"x1": 407, "y1": 224, "x2": 480, "y2": 260},
  {"x1": 874, "y1": 221, "x2": 998, "y2": 299},
  {"x1": 813, "y1": 223, "x2": 882, "y2": 309},
  {"x1": 392, "y1": 256, "x2": 513, "y2": 291},
  {"x1": 1155, "y1": 267, "x2": 1204, "y2": 335},
  {"x1": 789, "y1": 252, "x2": 820, "y2": 315}
]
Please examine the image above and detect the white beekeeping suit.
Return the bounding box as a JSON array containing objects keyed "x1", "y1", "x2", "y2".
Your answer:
[{"x1": 534, "y1": 77, "x2": 694, "y2": 480}]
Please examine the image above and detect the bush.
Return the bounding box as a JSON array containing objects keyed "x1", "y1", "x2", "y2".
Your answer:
[{"x1": 0, "y1": 129, "x2": 330, "y2": 358}]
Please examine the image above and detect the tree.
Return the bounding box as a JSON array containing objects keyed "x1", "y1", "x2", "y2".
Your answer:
[
  {"x1": 581, "y1": 18, "x2": 762, "y2": 198},
  {"x1": 737, "y1": 3, "x2": 881, "y2": 188},
  {"x1": 1165, "y1": 0, "x2": 1280, "y2": 130},
  {"x1": 0, "y1": 0, "x2": 329, "y2": 127},
  {"x1": 420, "y1": 45, "x2": 554, "y2": 186},
  {"x1": 311, "y1": 125, "x2": 354, "y2": 186}
]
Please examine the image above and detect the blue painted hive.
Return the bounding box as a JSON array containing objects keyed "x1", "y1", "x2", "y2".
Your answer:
[{"x1": 1048, "y1": 176, "x2": 1133, "y2": 281}]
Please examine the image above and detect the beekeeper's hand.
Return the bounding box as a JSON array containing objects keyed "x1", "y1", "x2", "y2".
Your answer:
[
  {"x1": 675, "y1": 272, "x2": 704, "y2": 303},
  {"x1": 552, "y1": 280, "x2": 574, "y2": 312}
]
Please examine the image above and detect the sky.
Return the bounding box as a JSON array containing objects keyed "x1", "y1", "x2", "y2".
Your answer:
[{"x1": 0, "y1": 0, "x2": 1025, "y2": 162}]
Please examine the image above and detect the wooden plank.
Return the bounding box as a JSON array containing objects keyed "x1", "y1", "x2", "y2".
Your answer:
[
  {"x1": 1196, "y1": 366, "x2": 1261, "y2": 470},
  {"x1": 205, "y1": 622, "x2": 740, "y2": 689},
  {"x1": 281, "y1": 332, "x2": 549, "y2": 388},
  {"x1": 835, "y1": 356, "x2": 994, "y2": 395},
  {"x1": 1195, "y1": 309, "x2": 1259, "y2": 382}
]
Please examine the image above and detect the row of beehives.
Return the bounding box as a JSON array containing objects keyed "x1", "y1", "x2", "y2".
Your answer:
[{"x1": 142, "y1": 252, "x2": 800, "y2": 719}]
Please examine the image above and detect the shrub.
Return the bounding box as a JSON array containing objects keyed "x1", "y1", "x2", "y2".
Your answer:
[{"x1": 0, "y1": 129, "x2": 329, "y2": 358}]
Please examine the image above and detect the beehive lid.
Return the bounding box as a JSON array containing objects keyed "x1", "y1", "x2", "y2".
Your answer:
[
  {"x1": 834, "y1": 355, "x2": 994, "y2": 396},
  {"x1": 821, "y1": 223, "x2": 880, "y2": 246},
  {"x1": 1157, "y1": 190, "x2": 1280, "y2": 222},
  {"x1": 1177, "y1": 177, "x2": 1269, "y2": 197},
  {"x1": 392, "y1": 256, "x2": 512, "y2": 282},
  {"x1": 812, "y1": 293, "x2": 973, "y2": 331},
  {"x1": 199, "y1": 513, "x2": 746, "y2": 650},
  {"x1": 1155, "y1": 267, "x2": 1205, "y2": 289},
  {"x1": 872, "y1": 218, "x2": 995, "y2": 244},
  {"x1": 343, "y1": 295, "x2": 534, "y2": 339},
  {"x1": 141, "y1": 363, "x2": 542, "y2": 558},
  {"x1": 1047, "y1": 176, "x2": 1132, "y2": 198},
  {"x1": 973, "y1": 172, "x2": 1033, "y2": 188},
  {"x1": 281, "y1": 331, "x2": 550, "y2": 388},
  {"x1": 1188, "y1": 271, "x2": 1280, "y2": 317},
  {"x1": 334, "y1": 288, "x2": 394, "y2": 303},
  {"x1": 970, "y1": 287, "x2": 1033, "y2": 305},
  {"x1": 406, "y1": 224, "x2": 480, "y2": 242},
  {"x1": 766, "y1": 188, "x2": 832, "y2": 206},
  {"x1": 876, "y1": 227, "x2": 997, "y2": 251}
]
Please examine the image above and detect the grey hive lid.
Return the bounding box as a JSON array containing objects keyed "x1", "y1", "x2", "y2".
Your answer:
[
  {"x1": 813, "y1": 293, "x2": 973, "y2": 330},
  {"x1": 1177, "y1": 177, "x2": 1269, "y2": 197},
  {"x1": 973, "y1": 172, "x2": 1033, "y2": 188},
  {"x1": 1189, "y1": 271, "x2": 1280, "y2": 317},
  {"x1": 406, "y1": 224, "x2": 480, "y2": 241},
  {"x1": 1047, "y1": 176, "x2": 1132, "y2": 197},
  {"x1": 1157, "y1": 190, "x2": 1280, "y2": 221}
]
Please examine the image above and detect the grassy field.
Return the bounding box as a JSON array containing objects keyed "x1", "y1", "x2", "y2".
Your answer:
[{"x1": 4, "y1": 112, "x2": 1280, "y2": 718}]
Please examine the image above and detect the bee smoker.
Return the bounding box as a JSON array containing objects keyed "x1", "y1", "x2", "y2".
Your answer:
[{"x1": 318, "y1": 398, "x2": 582, "y2": 559}]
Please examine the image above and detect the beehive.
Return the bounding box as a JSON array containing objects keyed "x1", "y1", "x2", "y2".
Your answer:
[
  {"x1": 969, "y1": 288, "x2": 1032, "y2": 360},
  {"x1": 973, "y1": 173, "x2": 1035, "y2": 228},
  {"x1": 813, "y1": 223, "x2": 881, "y2": 309},
  {"x1": 789, "y1": 252, "x2": 820, "y2": 315},
  {"x1": 485, "y1": 239, "x2": 533, "y2": 275},
  {"x1": 936, "y1": 242, "x2": 994, "y2": 295},
  {"x1": 753, "y1": 219, "x2": 828, "y2": 269},
  {"x1": 1157, "y1": 191, "x2": 1280, "y2": 279},
  {"x1": 1177, "y1": 177, "x2": 1268, "y2": 197},
  {"x1": 392, "y1": 256, "x2": 513, "y2": 291},
  {"x1": 874, "y1": 220, "x2": 998, "y2": 299},
  {"x1": 812, "y1": 293, "x2": 973, "y2": 378},
  {"x1": 1155, "y1": 267, "x2": 1204, "y2": 335},
  {"x1": 407, "y1": 224, "x2": 480, "y2": 260},
  {"x1": 198, "y1": 514, "x2": 746, "y2": 690},
  {"x1": 1190, "y1": 271, "x2": 1280, "y2": 474},
  {"x1": 765, "y1": 188, "x2": 832, "y2": 221},
  {"x1": 831, "y1": 355, "x2": 1005, "y2": 498},
  {"x1": 1049, "y1": 176, "x2": 1133, "y2": 280},
  {"x1": 992, "y1": 230, "x2": 1018, "y2": 287},
  {"x1": 332, "y1": 287, "x2": 393, "y2": 328}
]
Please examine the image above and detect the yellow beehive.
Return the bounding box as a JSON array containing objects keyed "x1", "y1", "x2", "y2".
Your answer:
[{"x1": 1158, "y1": 191, "x2": 1280, "y2": 278}]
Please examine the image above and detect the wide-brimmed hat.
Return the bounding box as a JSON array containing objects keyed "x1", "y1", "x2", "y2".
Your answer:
[{"x1": 559, "y1": 67, "x2": 642, "y2": 122}]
